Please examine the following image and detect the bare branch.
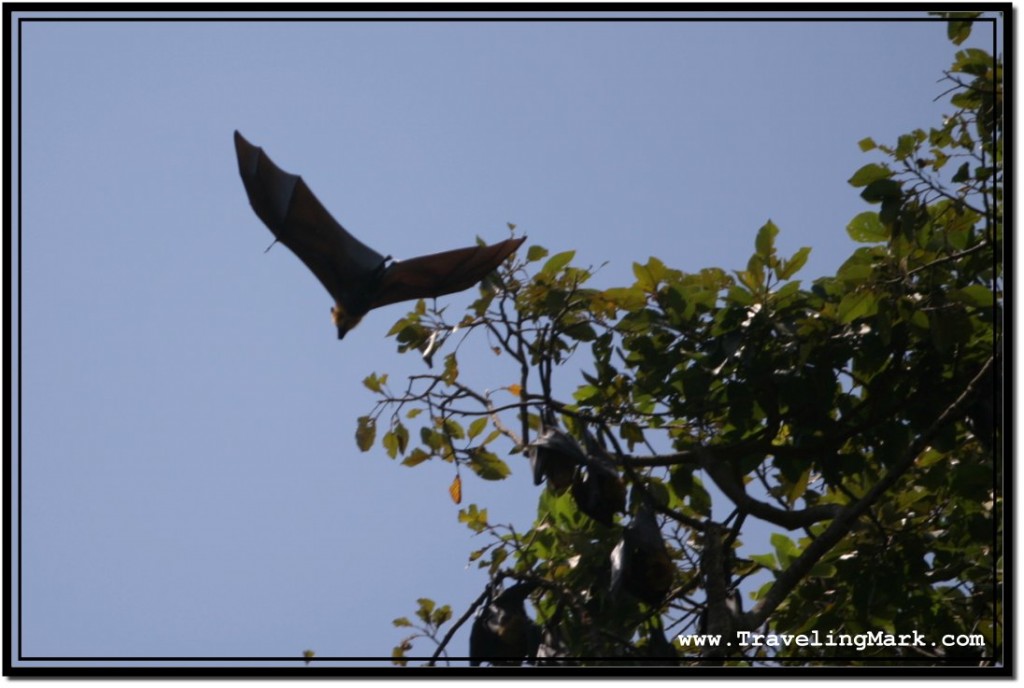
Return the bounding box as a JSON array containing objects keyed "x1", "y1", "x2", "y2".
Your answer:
[{"x1": 427, "y1": 587, "x2": 491, "y2": 667}]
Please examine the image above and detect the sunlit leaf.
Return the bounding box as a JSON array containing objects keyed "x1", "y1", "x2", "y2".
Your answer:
[
  {"x1": 755, "y1": 220, "x2": 779, "y2": 259},
  {"x1": 750, "y1": 553, "x2": 778, "y2": 571},
  {"x1": 540, "y1": 250, "x2": 575, "y2": 277},
  {"x1": 838, "y1": 290, "x2": 878, "y2": 323},
  {"x1": 847, "y1": 163, "x2": 891, "y2": 187},
  {"x1": 777, "y1": 246, "x2": 811, "y2": 279},
  {"x1": 846, "y1": 211, "x2": 889, "y2": 243}
]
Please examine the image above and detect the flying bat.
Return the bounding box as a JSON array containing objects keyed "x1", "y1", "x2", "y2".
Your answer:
[{"x1": 233, "y1": 131, "x2": 526, "y2": 339}]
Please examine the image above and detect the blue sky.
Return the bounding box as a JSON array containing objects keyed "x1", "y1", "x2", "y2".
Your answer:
[{"x1": 11, "y1": 8, "x2": 998, "y2": 671}]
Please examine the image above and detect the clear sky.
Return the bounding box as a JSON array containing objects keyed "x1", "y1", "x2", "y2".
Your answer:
[{"x1": 10, "y1": 8, "x2": 999, "y2": 671}]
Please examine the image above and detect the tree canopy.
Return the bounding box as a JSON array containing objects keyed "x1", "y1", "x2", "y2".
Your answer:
[{"x1": 357, "y1": 15, "x2": 1002, "y2": 669}]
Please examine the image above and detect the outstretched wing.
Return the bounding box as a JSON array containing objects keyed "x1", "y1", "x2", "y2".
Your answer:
[
  {"x1": 371, "y1": 237, "x2": 526, "y2": 310},
  {"x1": 233, "y1": 131, "x2": 386, "y2": 310}
]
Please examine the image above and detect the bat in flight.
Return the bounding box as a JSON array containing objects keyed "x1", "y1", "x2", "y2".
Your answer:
[{"x1": 233, "y1": 131, "x2": 526, "y2": 339}]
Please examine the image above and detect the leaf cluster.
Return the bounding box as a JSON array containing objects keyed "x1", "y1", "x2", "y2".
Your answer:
[{"x1": 364, "y1": 25, "x2": 1001, "y2": 667}]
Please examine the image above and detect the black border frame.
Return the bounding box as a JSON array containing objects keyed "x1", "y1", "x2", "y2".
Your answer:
[{"x1": 4, "y1": 3, "x2": 1013, "y2": 678}]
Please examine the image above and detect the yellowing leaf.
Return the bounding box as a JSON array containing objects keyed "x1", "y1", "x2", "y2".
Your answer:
[
  {"x1": 507, "y1": 384, "x2": 522, "y2": 397},
  {"x1": 449, "y1": 475, "x2": 463, "y2": 504}
]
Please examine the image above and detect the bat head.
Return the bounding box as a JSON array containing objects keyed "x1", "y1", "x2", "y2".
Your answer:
[{"x1": 331, "y1": 304, "x2": 364, "y2": 340}]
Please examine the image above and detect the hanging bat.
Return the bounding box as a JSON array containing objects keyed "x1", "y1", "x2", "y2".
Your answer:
[
  {"x1": 610, "y1": 503, "x2": 674, "y2": 606},
  {"x1": 233, "y1": 131, "x2": 526, "y2": 339},
  {"x1": 528, "y1": 426, "x2": 586, "y2": 493},
  {"x1": 569, "y1": 430, "x2": 626, "y2": 527},
  {"x1": 469, "y1": 582, "x2": 541, "y2": 666}
]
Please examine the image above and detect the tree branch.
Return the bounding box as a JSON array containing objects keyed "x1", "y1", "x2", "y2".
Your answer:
[
  {"x1": 698, "y1": 450, "x2": 843, "y2": 530},
  {"x1": 743, "y1": 356, "x2": 994, "y2": 629},
  {"x1": 428, "y1": 587, "x2": 490, "y2": 666}
]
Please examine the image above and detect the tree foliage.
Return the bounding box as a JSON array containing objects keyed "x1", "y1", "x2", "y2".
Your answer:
[{"x1": 358, "y1": 18, "x2": 1002, "y2": 667}]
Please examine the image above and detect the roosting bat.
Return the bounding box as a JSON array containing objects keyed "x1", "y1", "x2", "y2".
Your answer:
[
  {"x1": 469, "y1": 582, "x2": 541, "y2": 666},
  {"x1": 610, "y1": 503, "x2": 674, "y2": 606},
  {"x1": 233, "y1": 131, "x2": 526, "y2": 339},
  {"x1": 528, "y1": 426, "x2": 586, "y2": 493}
]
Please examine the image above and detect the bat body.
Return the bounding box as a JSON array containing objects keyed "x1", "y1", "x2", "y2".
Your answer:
[
  {"x1": 233, "y1": 131, "x2": 525, "y2": 338},
  {"x1": 528, "y1": 427, "x2": 586, "y2": 493},
  {"x1": 469, "y1": 583, "x2": 540, "y2": 666},
  {"x1": 610, "y1": 504, "x2": 673, "y2": 606}
]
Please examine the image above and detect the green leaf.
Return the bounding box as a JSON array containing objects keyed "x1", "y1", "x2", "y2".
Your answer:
[
  {"x1": 356, "y1": 416, "x2": 376, "y2": 452},
  {"x1": 755, "y1": 220, "x2": 779, "y2": 259},
  {"x1": 848, "y1": 163, "x2": 891, "y2": 187},
  {"x1": 467, "y1": 449, "x2": 511, "y2": 480},
  {"x1": 688, "y1": 478, "x2": 712, "y2": 516},
  {"x1": 526, "y1": 245, "x2": 549, "y2": 262},
  {"x1": 846, "y1": 211, "x2": 889, "y2": 243},
  {"x1": 458, "y1": 504, "x2": 489, "y2": 533},
  {"x1": 394, "y1": 423, "x2": 409, "y2": 455},
  {"x1": 442, "y1": 418, "x2": 465, "y2": 441},
  {"x1": 602, "y1": 286, "x2": 647, "y2": 310},
  {"x1": 929, "y1": 306, "x2": 972, "y2": 355},
  {"x1": 777, "y1": 246, "x2": 811, "y2": 279},
  {"x1": 442, "y1": 353, "x2": 459, "y2": 385},
  {"x1": 564, "y1": 322, "x2": 597, "y2": 342},
  {"x1": 951, "y1": 284, "x2": 994, "y2": 309},
  {"x1": 415, "y1": 598, "x2": 436, "y2": 623},
  {"x1": 540, "y1": 250, "x2": 575, "y2": 277},
  {"x1": 432, "y1": 605, "x2": 453, "y2": 626},
  {"x1": 362, "y1": 373, "x2": 386, "y2": 393},
  {"x1": 951, "y1": 161, "x2": 971, "y2": 183},
  {"x1": 838, "y1": 290, "x2": 878, "y2": 323},
  {"x1": 669, "y1": 466, "x2": 694, "y2": 502},
  {"x1": 401, "y1": 448, "x2": 431, "y2": 467},
  {"x1": 771, "y1": 533, "x2": 799, "y2": 568},
  {"x1": 467, "y1": 417, "x2": 488, "y2": 440},
  {"x1": 786, "y1": 468, "x2": 811, "y2": 505},
  {"x1": 750, "y1": 553, "x2": 778, "y2": 571},
  {"x1": 857, "y1": 137, "x2": 877, "y2": 152},
  {"x1": 736, "y1": 267, "x2": 762, "y2": 293},
  {"x1": 620, "y1": 421, "x2": 645, "y2": 449},
  {"x1": 860, "y1": 178, "x2": 902, "y2": 203},
  {"x1": 944, "y1": 13, "x2": 980, "y2": 44},
  {"x1": 392, "y1": 617, "x2": 413, "y2": 628},
  {"x1": 573, "y1": 384, "x2": 600, "y2": 403},
  {"x1": 633, "y1": 258, "x2": 668, "y2": 292},
  {"x1": 953, "y1": 48, "x2": 992, "y2": 76},
  {"x1": 809, "y1": 561, "x2": 837, "y2": 578},
  {"x1": 383, "y1": 431, "x2": 399, "y2": 459},
  {"x1": 895, "y1": 133, "x2": 918, "y2": 159}
]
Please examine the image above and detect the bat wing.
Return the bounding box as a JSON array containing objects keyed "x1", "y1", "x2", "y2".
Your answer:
[
  {"x1": 371, "y1": 237, "x2": 526, "y2": 310},
  {"x1": 234, "y1": 130, "x2": 386, "y2": 311}
]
